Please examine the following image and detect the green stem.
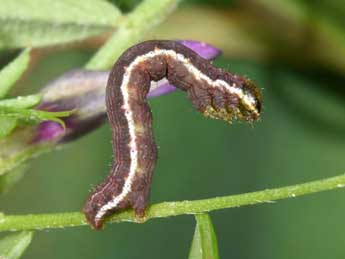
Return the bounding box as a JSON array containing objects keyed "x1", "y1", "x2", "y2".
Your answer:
[
  {"x1": 85, "y1": 0, "x2": 182, "y2": 70},
  {"x1": 1, "y1": 173, "x2": 344, "y2": 232}
]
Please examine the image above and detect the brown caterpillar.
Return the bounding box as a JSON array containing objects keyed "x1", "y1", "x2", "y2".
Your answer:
[{"x1": 83, "y1": 40, "x2": 262, "y2": 229}]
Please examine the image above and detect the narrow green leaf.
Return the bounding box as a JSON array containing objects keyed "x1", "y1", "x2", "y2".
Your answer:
[
  {"x1": 0, "y1": 49, "x2": 30, "y2": 98},
  {"x1": 0, "y1": 95, "x2": 42, "y2": 109},
  {"x1": 0, "y1": 116, "x2": 17, "y2": 139},
  {"x1": 0, "y1": 0, "x2": 122, "y2": 49},
  {"x1": 189, "y1": 214, "x2": 219, "y2": 259},
  {"x1": 0, "y1": 231, "x2": 33, "y2": 259},
  {"x1": 0, "y1": 106, "x2": 72, "y2": 127}
]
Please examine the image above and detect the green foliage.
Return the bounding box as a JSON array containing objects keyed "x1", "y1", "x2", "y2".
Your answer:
[
  {"x1": 189, "y1": 214, "x2": 219, "y2": 259},
  {"x1": 0, "y1": 48, "x2": 71, "y2": 140},
  {"x1": 0, "y1": 49, "x2": 30, "y2": 98},
  {"x1": 0, "y1": 95, "x2": 71, "y2": 139},
  {"x1": 0, "y1": 107, "x2": 71, "y2": 127},
  {"x1": 0, "y1": 95, "x2": 42, "y2": 109},
  {"x1": 0, "y1": 231, "x2": 33, "y2": 259},
  {"x1": 0, "y1": 95, "x2": 47, "y2": 139},
  {"x1": 0, "y1": 0, "x2": 122, "y2": 49},
  {"x1": 0, "y1": 35, "x2": 72, "y2": 196},
  {"x1": 0, "y1": 116, "x2": 17, "y2": 139},
  {"x1": 0, "y1": 49, "x2": 32, "y2": 140}
]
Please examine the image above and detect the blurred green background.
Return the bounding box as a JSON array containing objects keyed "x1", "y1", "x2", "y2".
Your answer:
[{"x1": 1, "y1": 0, "x2": 345, "y2": 258}]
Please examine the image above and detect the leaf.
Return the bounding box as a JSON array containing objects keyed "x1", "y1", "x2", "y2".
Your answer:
[
  {"x1": 0, "y1": 95, "x2": 42, "y2": 109},
  {"x1": 0, "y1": 116, "x2": 17, "y2": 139},
  {"x1": 189, "y1": 214, "x2": 219, "y2": 259},
  {"x1": 0, "y1": 231, "x2": 33, "y2": 259},
  {"x1": 0, "y1": 106, "x2": 72, "y2": 127},
  {"x1": 0, "y1": 0, "x2": 122, "y2": 49},
  {"x1": 0, "y1": 49, "x2": 30, "y2": 98}
]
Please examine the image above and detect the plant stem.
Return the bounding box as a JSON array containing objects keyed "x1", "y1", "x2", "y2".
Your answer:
[
  {"x1": 85, "y1": 0, "x2": 182, "y2": 70},
  {"x1": 1, "y1": 173, "x2": 344, "y2": 232}
]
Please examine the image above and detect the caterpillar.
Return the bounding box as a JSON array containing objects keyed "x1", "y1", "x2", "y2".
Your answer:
[{"x1": 83, "y1": 40, "x2": 262, "y2": 229}]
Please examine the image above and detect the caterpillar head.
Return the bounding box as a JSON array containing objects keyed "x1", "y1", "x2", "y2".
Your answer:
[{"x1": 200, "y1": 76, "x2": 262, "y2": 123}]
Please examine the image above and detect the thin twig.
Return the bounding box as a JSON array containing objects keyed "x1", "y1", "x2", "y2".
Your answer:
[{"x1": 1, "y1": 173, "x2": 344, "y2": 232}]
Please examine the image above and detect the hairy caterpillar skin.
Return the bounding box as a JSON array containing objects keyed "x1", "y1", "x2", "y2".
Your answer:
[{"x1": 83, "y1": 40, "x2": 262, "y2": 229}]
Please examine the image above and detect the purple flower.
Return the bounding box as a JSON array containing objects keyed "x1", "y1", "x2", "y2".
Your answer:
[
  {"x1": 35, "y1": 40, "x2": 221, "y2": 142},
  {"x1": 34, "y1": 121, "x2": 64, "y2": 142},
  {"x1": 177, "y1": 40, "x2": 222, "y2": 60}
]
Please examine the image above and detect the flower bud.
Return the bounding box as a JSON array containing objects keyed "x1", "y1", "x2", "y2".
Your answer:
[{"x1": 35, "y1": 40, "x2": 221, "y2": 142}]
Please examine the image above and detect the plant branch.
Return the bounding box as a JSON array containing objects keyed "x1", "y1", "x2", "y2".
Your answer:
[
  {"x1": 85, "y1": 0, "x2": 182, "y2": 70},
  {"x1": 1, "y1": 173, "x2": 344, "y2": 232}
]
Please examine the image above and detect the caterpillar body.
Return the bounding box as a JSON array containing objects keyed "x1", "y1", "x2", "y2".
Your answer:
[{"x1": 83, "y1": 40, "x2": 262, "y2": 229}]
